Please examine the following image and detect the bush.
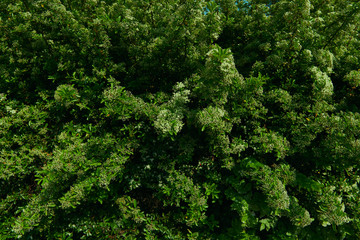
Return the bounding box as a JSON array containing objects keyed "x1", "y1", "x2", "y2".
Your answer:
[{"x1": 1, "y1": 0, "x2": 360, "y2": 239}]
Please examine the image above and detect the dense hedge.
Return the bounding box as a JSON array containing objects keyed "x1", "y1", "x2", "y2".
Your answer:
[{"x1": 1, "y1": 0, "x2": 360, "y2": 239}]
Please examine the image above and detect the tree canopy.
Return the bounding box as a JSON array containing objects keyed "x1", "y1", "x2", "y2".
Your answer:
[{"x1": 1, "y1": 0, "x2": 360, "y2": 239}]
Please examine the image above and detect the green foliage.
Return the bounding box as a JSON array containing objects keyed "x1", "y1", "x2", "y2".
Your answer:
[
  {"x1": 54, "y1": 84, "x2": 80, "y2": 108},
  {"x1": 1, "y1": 0, "x2": 360, "y2": 239}
]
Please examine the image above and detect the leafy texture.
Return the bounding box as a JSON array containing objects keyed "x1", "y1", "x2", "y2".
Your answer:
[{"x1": 1, "y1": 0, "x2": 360, "y2": 239}]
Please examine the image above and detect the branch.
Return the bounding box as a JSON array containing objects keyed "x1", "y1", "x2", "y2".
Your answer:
[{"x1": 323, "y1": 4, "x2": 360, "y2": 49}]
